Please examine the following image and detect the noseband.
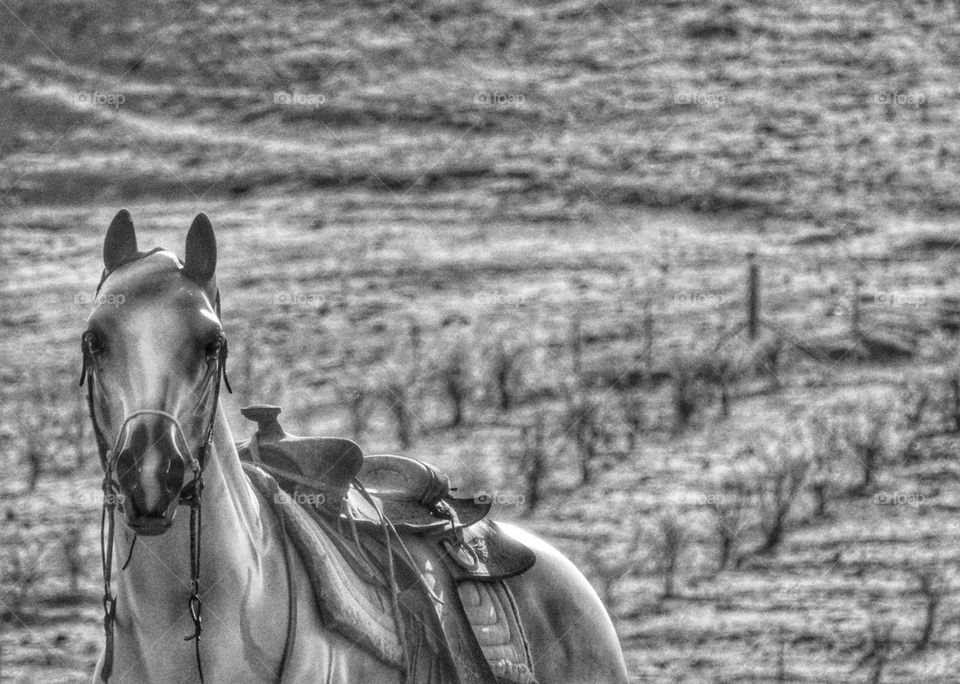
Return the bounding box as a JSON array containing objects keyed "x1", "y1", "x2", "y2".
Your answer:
[{"x1": 79, "y1": 275, "x2": 230, "y2": 684}]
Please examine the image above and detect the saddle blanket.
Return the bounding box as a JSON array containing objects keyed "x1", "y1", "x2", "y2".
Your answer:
[{"x1": 244, "y1": 464, "x2": 536, "y2": 684}]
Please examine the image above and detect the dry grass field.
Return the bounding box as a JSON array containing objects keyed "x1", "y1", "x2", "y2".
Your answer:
[{"x1": 5, "y1": 0, "x2": 960, "y2": 681}]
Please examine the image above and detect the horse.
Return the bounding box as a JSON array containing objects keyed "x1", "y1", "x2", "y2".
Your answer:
[{"x1": 80, "y1": 209, "x2": 629, "y2": 683}]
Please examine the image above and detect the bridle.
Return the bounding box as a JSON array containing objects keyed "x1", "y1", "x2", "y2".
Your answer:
[{"x1": 79, "y1": 262, "x2": 231, "y2": 684}]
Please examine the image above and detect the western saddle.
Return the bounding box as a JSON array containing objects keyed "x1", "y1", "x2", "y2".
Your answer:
[{"x1": 235, "y1": 405, "x2": 537, "y2": 684}]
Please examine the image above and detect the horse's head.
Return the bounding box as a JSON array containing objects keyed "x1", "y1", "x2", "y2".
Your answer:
[{"x1": 81, "y1": 210, "x2": 229, "y2": 535}]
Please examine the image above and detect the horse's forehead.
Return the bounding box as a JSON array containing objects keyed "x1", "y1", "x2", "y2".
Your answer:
[
  {"x1": 101, "y1": 251, "x2": 182, "y2": 294},
  {"x1": 93, "y1": 251, "x2": 214, "y2": 322}
]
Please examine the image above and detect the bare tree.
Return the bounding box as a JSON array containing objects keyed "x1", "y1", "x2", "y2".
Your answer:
[
  {"x1": 619, "y1": 391, "x2": 644, "y2": 453},
  {"x1": 586, "y1": 524, "x2": 644, "y2": 611},
  {"x1": 16, "y1": 384, "x2": 50, "y2": 491},
  {"x1": 804, "y1": 412, "x2": 844, "y2": 519},
  {"x1": 562, "y1": 391, "x2": 603, "y2": 485},
  {"x1": 63, "y1": 527, "x2": 84, "y2": 594},
  {"x1": 755, "y1": 441, "x2": 811, "y2": 556},
  {"x1": 519, "y1": 416, "x2": 547, "y2": 513},
  {"x1": 335, "y1": 379, "x2": 373, "y2": 440},
  {"x1": 653, "y1": 514, "x2": 687, "y2": 598},
  {"x1": 949, "y1": 369, "x2": 960, "y2": 433},
  {"x1": 670, "y1": 364, "x2": 699, "y2": 433},
  {"x1": 841, "y1": 404, "x2": 891, "y2": 494},
  {"x1": 854, "y1": 617, "x2": 896, "y2": 684},
  {"x1": 899, "y1": 381, "x2": 930, "y2": 463},
  {"x1": 0, "y1": 535, "x2": 45, "y2": 620},
  {"x1": 488, "y1": 337, "x2": 525, "y2": 411},
  {"x1": 440, "y1": 341, "x2": 472, "y2": 428},
  {"x1": 707, "y1": 472, "x2": 751, "y2": 571},
  {"x1": 375, "y1": 363, "x2": 415, "y2": 449},
  {"x1": 911, "y1": 564, "x2": 947, "y2": 653},
  {"x1": 570, "y1": 311, "x2": 583, "y2": 380}
]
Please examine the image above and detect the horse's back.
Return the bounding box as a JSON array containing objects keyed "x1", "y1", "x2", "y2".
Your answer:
[{"x1": 501, "y1": 523, "x2": 629, "y2": 684}]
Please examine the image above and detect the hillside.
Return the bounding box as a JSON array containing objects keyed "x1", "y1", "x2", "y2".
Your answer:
[{"x1": 5, "y1": 1, "x2": 960, "y2": 682}]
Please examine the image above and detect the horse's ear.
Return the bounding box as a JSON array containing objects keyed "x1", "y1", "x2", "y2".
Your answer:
[
  {"x1": 184, "y1": 213, "x2": 216, "y2": 283},
  {"x1": 104, "y1": 209, "x2": 138, "y2": 271}
]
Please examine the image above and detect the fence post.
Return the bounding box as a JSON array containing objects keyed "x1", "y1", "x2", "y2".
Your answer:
[
  {"x1": 747, "y1": 252, "x2": 759, "y2": 339},
  {"x1": 571, "y1": 311, "x2": 582, "y2": 380},
  {"x1": 851, "y1": 277, "x2": 861, "y2": 337},
  {"x1": 642, "y1": 300, "x2": 654, "y2": 370}
]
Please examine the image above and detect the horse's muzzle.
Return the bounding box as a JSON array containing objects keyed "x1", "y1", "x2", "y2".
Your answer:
[{"x1": 114, "y1": 415, "x2": 188, "y2": 535}]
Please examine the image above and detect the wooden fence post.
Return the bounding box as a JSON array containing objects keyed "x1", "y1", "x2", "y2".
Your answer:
[
  {"x1": 571, "y1": 311, "x2": 582, "y2": 380},
  {"x1": 851, "y1": 277, "x2": 861, "y2": 337},
  {"x1": 747, "y1": 252, "x2": 759, "y2": 339},
  {"x1": 642, "y1": 300, "x2": 654, "y2": 370}
]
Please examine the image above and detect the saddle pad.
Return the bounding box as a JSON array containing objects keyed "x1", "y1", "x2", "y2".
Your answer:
[
  {"x1": 458, "y1": 581, "x2": 537, "y2": 684},
  {"x1": 243, "y1": 464, "x2": 405, "y2": 668}
]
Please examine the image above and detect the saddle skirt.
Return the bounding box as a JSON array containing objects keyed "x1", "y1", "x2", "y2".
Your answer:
[{"x1": 237, "y1": 406, "x2": 537, "y2": 684}]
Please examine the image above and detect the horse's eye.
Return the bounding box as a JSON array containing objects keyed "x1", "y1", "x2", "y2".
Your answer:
[
  {"x1": 83, "y1": 330, "x2": 104, "y2": 355},
  {"x1": 203, "y1": 334, "x2": 223, "y2": 359}
]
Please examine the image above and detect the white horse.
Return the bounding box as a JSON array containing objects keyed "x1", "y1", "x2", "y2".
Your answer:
[{"x1": 82, "y1": 210, "x2": 629, "y2": 682}]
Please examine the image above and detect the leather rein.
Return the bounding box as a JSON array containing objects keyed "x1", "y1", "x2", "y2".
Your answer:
[{"x1": 79, "y1": 277, "x2": 230, "y2": 683}]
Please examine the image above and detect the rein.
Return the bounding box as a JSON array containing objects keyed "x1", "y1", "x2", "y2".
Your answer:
[{"x1": 80, "y1": 286, "x2": 230, "y2": 684}]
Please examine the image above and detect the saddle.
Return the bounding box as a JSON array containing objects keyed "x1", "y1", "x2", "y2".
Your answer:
[{"x1": 236, "y1": 405, "x2": 537, "y2": 684}]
